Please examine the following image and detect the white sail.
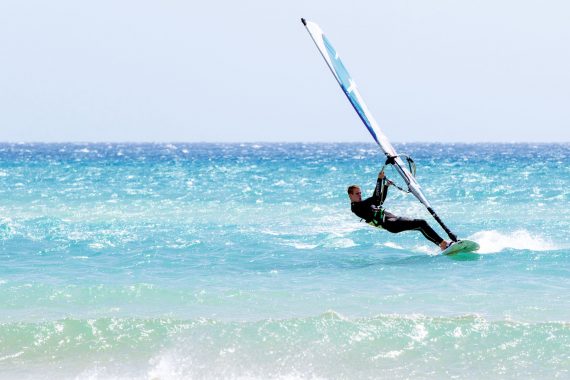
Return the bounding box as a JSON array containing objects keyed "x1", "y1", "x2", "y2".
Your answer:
[{"x1": 301, "y1": 18, "x2": 431, "y2": 207}]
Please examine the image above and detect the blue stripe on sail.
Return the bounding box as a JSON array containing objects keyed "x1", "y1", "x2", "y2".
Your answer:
[
  {"x1": 322, "y1": 35, "x2": 380, "y2": 146},
  {"x1": 322, "y1": 36, "x2": 351, "y2": 89},
  {"x1": 346, "y1": 91, "x2": 380, "y2": 146}
]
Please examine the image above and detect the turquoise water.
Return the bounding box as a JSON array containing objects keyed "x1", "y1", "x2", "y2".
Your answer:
[{"x1": 0, "y1": 143, "x2": 569, "y2": 379}]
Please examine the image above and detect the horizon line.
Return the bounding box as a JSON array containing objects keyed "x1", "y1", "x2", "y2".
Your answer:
[{"x1": 0, "y1": 141, "x2": 569, "y2": 145}]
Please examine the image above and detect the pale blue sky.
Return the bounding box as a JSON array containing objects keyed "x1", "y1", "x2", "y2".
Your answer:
[{"x1": 1, "y1": 0, "x2": 569, "y2": 142}]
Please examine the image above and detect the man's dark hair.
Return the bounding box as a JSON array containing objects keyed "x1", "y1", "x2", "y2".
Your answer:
[{"x1": 347, "y1": 185, "x2": 360, "y2": 195}]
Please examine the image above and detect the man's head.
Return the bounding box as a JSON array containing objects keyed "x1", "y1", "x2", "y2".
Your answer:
[{"x1": 347, "y1": 185, "x2": 362, "y2": 202}]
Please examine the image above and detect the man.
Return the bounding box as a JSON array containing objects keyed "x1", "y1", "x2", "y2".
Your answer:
[{"x1": 348, "y1": 170, "x2": 450, "y2": 251}]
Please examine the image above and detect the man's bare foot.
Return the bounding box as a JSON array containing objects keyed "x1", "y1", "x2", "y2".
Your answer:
[{"x1": 439, "y1": 240, "x2": 450, "y2": 251}]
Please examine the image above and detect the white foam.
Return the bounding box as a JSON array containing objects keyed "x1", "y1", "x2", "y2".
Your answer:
[
  {"x1": 409, "y1": 323, "x2": 428, "y2": 342},
  {"x1": 0, "y1": 351, "x2": 24, "y2": 362},
  {"x1": 291, "y1": 242, "x2": 319, "y2": 250},
  {"x1": 468, "y1": 230, "x2": 558, "y2": 254},
  {"x1": 383, "y1": 242, "x2": 403, "y2": 249},
  {"x1": 372, "y1": 350, "x2": 403, "y2": 359},
  {"x1": 412, "y1": 244, "x2": 435, "y2": 255},
  {"x1": 323, "y1": 238, "x2": 357, "y2": 249}
]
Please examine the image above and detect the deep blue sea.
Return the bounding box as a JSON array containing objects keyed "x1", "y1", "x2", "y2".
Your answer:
[{"x1": 0, "y1": 143, "x2": 569, "y2": 379}]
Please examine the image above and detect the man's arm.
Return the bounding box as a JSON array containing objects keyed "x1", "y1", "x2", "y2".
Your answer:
[{"x1": 372, "y1": 170, "x2": 390, "y2": 206}]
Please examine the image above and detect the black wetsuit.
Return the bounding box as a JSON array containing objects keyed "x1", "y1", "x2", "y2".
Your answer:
[{"x1": 351, "y1": 177, "x2": 444, "y2": 246}]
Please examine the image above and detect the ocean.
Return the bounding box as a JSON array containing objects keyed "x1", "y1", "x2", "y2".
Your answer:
[{"x1": 0, "y1": 143, "x2": 569, "y2": 379}]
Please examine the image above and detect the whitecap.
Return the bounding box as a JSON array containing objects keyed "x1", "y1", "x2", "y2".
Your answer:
[
  {"x1": 0, "y1": 351, "x2": 24, "y2": 362},
  {"x1": 412, "y1": 244, "x2": 436, "y2": 255},
  {"x1": 324, "y1": 238, "x2": 357, "y2": 248},
  {"x1": 372, "y1": 350, "x2": 403, "y2": 359},
  {"x1": 409, "y1": 323, "x2": 428, "y2": 342},
  {"x1": 383, "y1": 242, "x2": 403, "y2": 249},
  {"x1": 291, "y1": 242, "x2": 319, "y2": 250}
]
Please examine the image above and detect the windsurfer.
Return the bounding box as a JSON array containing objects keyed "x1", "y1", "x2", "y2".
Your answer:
[{"x1": 348, "y1": 170, "x2": 450, "y2": 251}]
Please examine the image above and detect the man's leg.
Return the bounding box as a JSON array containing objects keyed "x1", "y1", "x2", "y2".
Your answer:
[{"x1": 381, "y1": 212, "x2": 444, "y2": 246}]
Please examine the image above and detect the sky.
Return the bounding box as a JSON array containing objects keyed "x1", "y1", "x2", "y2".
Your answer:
[{"x1": 0, "y1": 0, "x2": 569, "y2": 143}]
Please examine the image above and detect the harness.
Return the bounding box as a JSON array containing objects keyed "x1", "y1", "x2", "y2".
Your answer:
[{"x1": 366, "y1": 207, "x2": 385, "y2": 228}]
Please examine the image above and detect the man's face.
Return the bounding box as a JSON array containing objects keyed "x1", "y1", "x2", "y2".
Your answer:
[{"x1": 349, "y1": 187, "x2": 362, "y2": 202}]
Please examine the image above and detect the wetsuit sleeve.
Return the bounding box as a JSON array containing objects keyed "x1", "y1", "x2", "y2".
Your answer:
[{"x1": 371, "y1": 177, "x2": 389, "y2": 206}]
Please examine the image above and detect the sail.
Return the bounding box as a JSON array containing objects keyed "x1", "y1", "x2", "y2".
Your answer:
[
  {"x1": 301, "y1": 18, "x2": 430, "y2": 207},
  {"x1": 301, "y1": 18, "x2": 458, "y2": 241}
]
